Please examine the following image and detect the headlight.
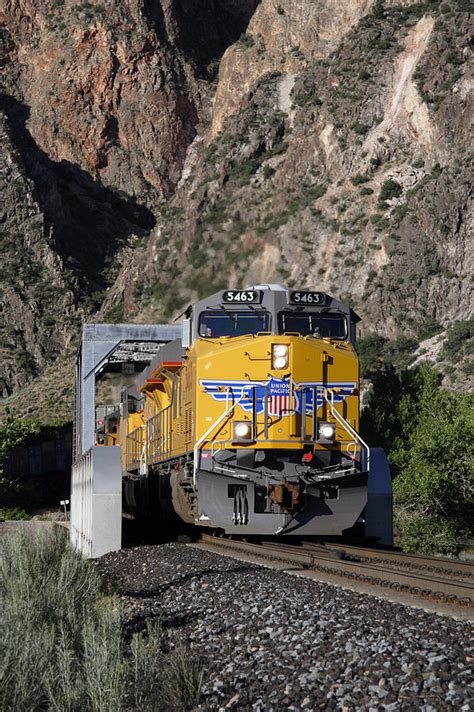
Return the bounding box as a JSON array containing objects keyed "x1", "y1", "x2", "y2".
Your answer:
[
  {"x1": 233, "y1": 421, "x2": 252, "y2": 441},
  {"x1": 318, "y1": 422, "x2": 336, "y2": 442},
  {"x1": 272, "y1": 344, "x2": 289, "y2": 370}
]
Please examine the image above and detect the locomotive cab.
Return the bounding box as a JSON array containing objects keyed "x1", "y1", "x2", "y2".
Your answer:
[{"x1": 183, "y1": 284, "x2": 359, "y2": 347}]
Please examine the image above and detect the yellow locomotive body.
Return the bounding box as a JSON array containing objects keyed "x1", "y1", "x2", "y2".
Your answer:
[
  {"x1": 105, "y1": 285, "x2": 391, "y2": 538},
  {"x1": 132, "y1": 335, "x2": 359, "y2": 459}
]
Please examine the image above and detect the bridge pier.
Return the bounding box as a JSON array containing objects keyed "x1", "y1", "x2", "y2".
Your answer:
[
  {"x1": 70, "y1": 446, "x2": 122, "y2": 558},
  {"x1": 70, "y1": 323, "x2": 180, "y2": 558}
]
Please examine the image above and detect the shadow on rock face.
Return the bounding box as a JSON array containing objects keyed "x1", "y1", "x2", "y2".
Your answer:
[
  {"x1": 0, "y1": 93, "x2": 156, "y2": 294},
  {"x1": 144, "y1": 0, "x2": 261, "y2": 79}
]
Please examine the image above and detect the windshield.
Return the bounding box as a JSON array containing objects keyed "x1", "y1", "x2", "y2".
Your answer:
[
  {"x1": 278, "y1": 312, "x2": 347, "y2": 339},
  {"x1": 199, "y1": 311, "x2": 271, "y2": 338}
]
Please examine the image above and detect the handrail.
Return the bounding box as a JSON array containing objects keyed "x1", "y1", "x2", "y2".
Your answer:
[
  {"x1": 193, "y1": 389, "x2": 245, "y2": 486},
  {"x1": 126, "y1": 425, "x2": 144, "y2": 472},
  {"x1": 321, "y1": 387, "x2": 370, "y2": 472},
  {"x1": 139, "y1": 425, "x2": 147, "y2": 475},
  {"x1": 147, "y1": 404, "x2": 172, "y2": 464}
]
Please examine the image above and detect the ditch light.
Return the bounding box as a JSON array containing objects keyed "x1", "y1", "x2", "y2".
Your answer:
[{"x1": 233, "y1": 421, "x2": 253, "y2": 442}]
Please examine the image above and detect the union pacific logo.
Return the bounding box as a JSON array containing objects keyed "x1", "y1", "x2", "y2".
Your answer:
[{"x1": 200, "y1": 378, "x2": 356, "y2": 416}]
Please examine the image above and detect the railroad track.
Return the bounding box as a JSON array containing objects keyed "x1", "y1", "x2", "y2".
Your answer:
[
  {"x1": 300, "y1": 541, "x2": 474, "y2": 580},
  {"x1": 197, "y1": 535, "x2": 474, "y2": 609}
]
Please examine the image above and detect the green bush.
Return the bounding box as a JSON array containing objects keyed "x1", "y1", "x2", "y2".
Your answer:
[
  {"x1": 102, "y1": 300, "x2": 125, "y2": 323},
  {"x1": 293, "y1": 92, "x2": 313, "y2": 108},
  {"x1": 0, "y1": 416, "x2": 41, "y2": 462},
  {"x1": 263, "y1": 165, "x2": 275, "y2": 179},
  {"x1": 0, "y1": 417, "x2": 41, "y2": 511},
  {"x1": 350, "y1": 173, "x2": 370, "y2": 185},
  {"x1": 357, "y1": 334, "x2": 418, "y2": 378},
  {"x1": 393, "y1": 381, "x2": 473, "y2": 554},
  {"x1": 441, "y1": 317, "x2": 473, "y2": 360},
  {"x1": 0, "y1": 507, "x2": 30, "y2": 521},
  {"x1": 237, "y1": 33, "x2": 255, "y2": 49},
  {"x1": 352, "y1": 122, "x2": 370, "y2": 135},
  {"x1": 379, "y1": 179, "x2": 402, "y2": 202},
  {"x1": 417, "y1": 318, "x2": 443, "y2": 341},
  {"x1": 361, "y1": 365, "x2": 474, "y2": 554},
  {"x1": 1, "y1": 527, "x2": 104, "y2": 710},
  {"x1": 0, "y1": 416, "x2": 70, "y2": 511}
]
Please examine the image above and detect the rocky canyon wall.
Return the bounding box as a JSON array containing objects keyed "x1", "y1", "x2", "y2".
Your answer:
[{"x1": 0, "y1": 0, "x2": 472, "y2": 419}]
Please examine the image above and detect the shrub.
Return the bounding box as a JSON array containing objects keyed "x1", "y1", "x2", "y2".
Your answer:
[
  {"x1": 393, "y1": 381, "x2": 473, "y2": 554},
  {"x1": 0, "y1": 416, "x2": 45, "y2": 511},
  {"x1": 441, "y1": 318, "x2": 473, "y2": 360},
  {"x1": 0, "y1": 528, "x2": 104, "y2": 710},
  {"x1": 361, "y1": 365, "x2": 474, "y2": 554},
  {"x1": 357, "y1": 334, "x2": 418, "y2": 377},
  {"x1": 357, "y1": 334, "x2": 387, "y2": 377},
  {"x1": 270, "y1": 140, "x2": 288, "y2": 156},
  {"x1": 391, "y1": 204, "x2": 408, "y2": 224},
  {"x1": 350, "y1": 173, "x2": 370, "y2": 185},
  {"x1": 372, "y1": 0, "x2": 385, "y2": 18},
  {"x1": 293, "y1": 92, "x2": 313, "y2": 108},
  {"x1": 379, "y1": 179, "x2": 402, "y2": 202},
  {"x1": 417, "y1": 318, "x2": 443, "y2": 341},
  {"x1": 102, "y1": 301, "x2": 125, "y2": 323},
  {"x1": 237, "y1": 33, "x2": 254, "y2": 49},
  {"x1": 0, "y1": 529, "x2": 203, "y2": 710},
  {"x1": 0, "y1": 416, "x2": 42, "y2": 463},
  {"x1": 0, "y1": 507, "x2": 30, "y2": 520},
  {"x1": 352, "y1": 122, "x2": 370, "y2": 135}
]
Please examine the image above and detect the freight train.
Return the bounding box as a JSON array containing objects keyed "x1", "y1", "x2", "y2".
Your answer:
[{"x1": 97, "y1": 285, "x2": 392, "y2": 539}]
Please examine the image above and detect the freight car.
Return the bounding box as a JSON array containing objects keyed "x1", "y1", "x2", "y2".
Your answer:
[{"x1": 98, "y1": 285, "x2": 392, "y2": 539}]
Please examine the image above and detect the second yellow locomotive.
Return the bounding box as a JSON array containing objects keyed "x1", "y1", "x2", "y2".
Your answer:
[{"x1": 101, "y1": 285, "x2": 391, "y2": 539}]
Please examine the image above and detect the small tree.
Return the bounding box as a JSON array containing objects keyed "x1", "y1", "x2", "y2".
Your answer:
[
  {"x1": 0, "y1": 415, "x2": 68, "y2": 514},
  {"x1": 378, "y1": 179, "x2": 402, "y2": 202},
  {"x1": 393, "y1": 381, "x2": 473, "y2": 554},
  {"x1": 0, "y1": 415, "x2": 41, "y2": 463},
  {"x1": 362, "y1": 365, "x2": 474, "y2": 554}
]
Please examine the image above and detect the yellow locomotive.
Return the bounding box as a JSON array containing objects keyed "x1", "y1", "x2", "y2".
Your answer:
[{"x1": 100, "y1": 285, "x2": 391, "y2": 539}]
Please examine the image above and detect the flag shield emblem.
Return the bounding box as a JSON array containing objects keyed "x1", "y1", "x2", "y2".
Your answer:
[{"x1": 267, "y1": 377, "x2": 298, "y2": 416}]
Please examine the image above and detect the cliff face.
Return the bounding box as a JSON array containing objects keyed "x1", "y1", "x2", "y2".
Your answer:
[
  {"x1": 2, "y1": 0, "x2": 259, "y2": 200},
  {"x1": 0, "y1": 0, "x2": 472, "y2": 418},
  {"x1": 114, "y1": 1, "x2": 472, "y2": 359},
  {"x1": 0, "y1": 0, "x2": 258, "y2": 402}
]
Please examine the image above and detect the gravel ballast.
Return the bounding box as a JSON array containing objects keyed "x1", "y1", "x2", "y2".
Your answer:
[{"x1": 96, "y1": 543, "x2": 473, "y2": 711}]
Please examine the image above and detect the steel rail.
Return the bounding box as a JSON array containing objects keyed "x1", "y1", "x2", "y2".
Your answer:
[
  {"x1": 300, "y1": 542, "x2": 474, "y2": 578},
  {"x1": 199, "y1": 535, "x2": 474, "y2": 606}
]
